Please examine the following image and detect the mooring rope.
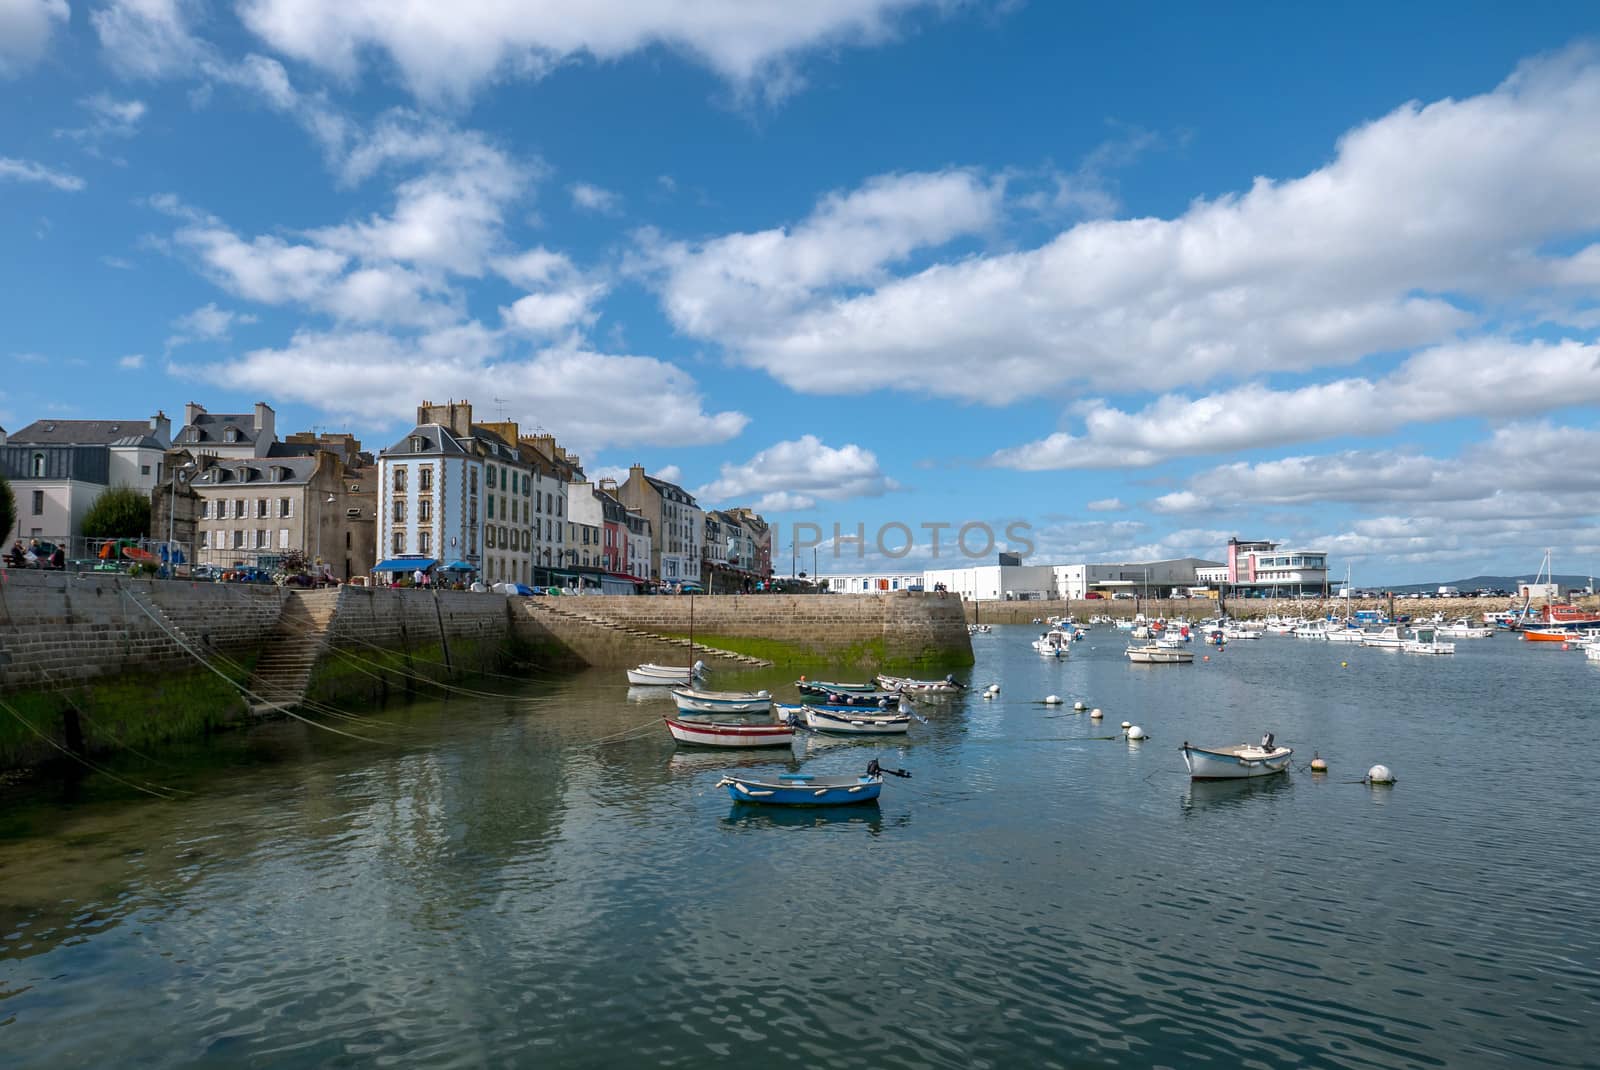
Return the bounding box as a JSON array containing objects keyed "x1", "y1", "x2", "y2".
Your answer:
[
  {"x1": 0, "y1": 696, "x2": 185, "y2": 800},
  {"x1": 327, "y1": 645, "x2": 560, "y2": 705}
]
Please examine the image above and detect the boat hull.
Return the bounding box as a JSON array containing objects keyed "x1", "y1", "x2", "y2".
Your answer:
[
  {"x1": 801, "y1": 706, "x2": 911, "y2": 735},
  {"x1": 1523, "y1": 628, "x2": 1576, "y2": 643},
  {"x1": 670, "y1": 688, "x2": 773, "y2": 714},
  {"x1": 664, "y1": 716, "x2": 794, "y2": 748},
  {"x1": 1126, "y1": 646, "x2": 1194, "y2": 664},
  {"x1": 720, "y1": 772, "x2": 883, "y2": 805},
  {"x1": 1181, "y1": 744, "x2": 1293, "y2": 779}
]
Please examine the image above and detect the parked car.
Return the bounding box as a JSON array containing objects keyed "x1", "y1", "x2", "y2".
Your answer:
[
  {"x1": 1084, "y1": 591, "x2": 1104, "y2": 599},
  {"x1": 189, "y1": 564, "x2": 224, "y2": 581}
]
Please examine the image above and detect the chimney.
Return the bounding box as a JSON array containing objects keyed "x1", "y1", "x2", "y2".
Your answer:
[
  {"x1": 150, "y1": 410, "x2": 171, "y2": 447},
  {"x1": 184, "y1": 401, "x2": 206, "y2": 429},
  {"x1": 253, "y1": 402, "x2": 276, "y2": 448}
]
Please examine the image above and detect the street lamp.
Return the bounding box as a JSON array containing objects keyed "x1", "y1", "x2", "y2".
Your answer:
[
  {"x1": 314, "y1": 492, "x2": 336, "y2": 566},
  {"x1": 166, "y1": 464, "x2": 193, "y2": 578}
]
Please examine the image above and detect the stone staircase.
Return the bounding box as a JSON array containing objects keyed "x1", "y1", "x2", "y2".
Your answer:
[
  {"x1": 245, "y1": 589, "x2": 341, "y2": 715},
  {"x1": 527, "y1": 599, "x2": 771, "y2": 667}
]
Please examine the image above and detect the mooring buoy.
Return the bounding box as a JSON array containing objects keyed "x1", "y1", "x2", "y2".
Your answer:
[{"x1": 1365, "y1": 763, "x2": 1396, "y2": 785}]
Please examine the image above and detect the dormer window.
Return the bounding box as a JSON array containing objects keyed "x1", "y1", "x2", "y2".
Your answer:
[
  {"x1": 234, "y1": 466, "x2": 248, "y2": 482},
  {"x1": 31, "y1": 452, "x2": 44, "y2": 477},
  {"x1": 411, "y1": 436, "x2": 427, "y2": 452},
  {"x1": 224, "y1": 427, "x2": 240, "y2": 443}
]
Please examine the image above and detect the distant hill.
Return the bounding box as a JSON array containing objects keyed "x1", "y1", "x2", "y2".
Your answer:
[{"x1": 1376, "y1": 574, "x2": 1595, "y2": 594}]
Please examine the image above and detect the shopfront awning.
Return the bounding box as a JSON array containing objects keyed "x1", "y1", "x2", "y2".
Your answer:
[
  {"x1": 440, "y1": 560, "x2": 476, "y2": 572},
  {"x1": 372, "y1": 557, "x2": 438, "y2": 572}
]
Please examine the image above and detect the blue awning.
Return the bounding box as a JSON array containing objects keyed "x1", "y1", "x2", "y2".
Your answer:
[
  {"x1": 440, "y1": 560, "x2": 476, "y2": 571},
  {"x1": 372, "y1": 557, "x2": 438, "y2": 572}
]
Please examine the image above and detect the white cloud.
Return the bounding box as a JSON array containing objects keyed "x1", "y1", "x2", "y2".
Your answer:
[
  {"x1": 569, "y1": 181, "x2": 621, "y2": 215},
  {"x1": 644, "y1": 168, "x2": 1004, "y2": 343},
  {"x1": 166, "y1": 302, "x2": 259, "y2": 348},
  {"x1": 56, "y1": 94, "x2": 149, "y2": 147},
  {"x1": 93, "y1": 0, "x2": 207, "y2": 78},
  {"x1": 1084, "y1": 498, "x2": 1125, "y2": 512},
  {"x1": 118, "y1": 353, "x2": 146, "y2": 370},
  {"x1": 175, "y1": 329, "x2": 748, "y2": 452},
  {"x1": 696, "y1": 435, "x2": 897, "y2": 510},
  {"x1": 1150, "y1": 422, "x2": 1600, "y2": 517},
  {"x1": 0, "y1": 156, "x2": 84, "y2": 190},
  {"x1": 236, "y1": 0, "x2": 954, "y2": 101},
  {"x1": 655, "y1": 463, "x2": 683, "y2": 484},
  {"x1": 101, "y1": 255, "x2": 135, "y2": 269},
  {"x1": 990, "y1": 339, "x2": 1600, "y2": 469},
  {"x1": 493, "y1": 247, "x2": 608, "y2": 337},
  {"x1": 0, "y1": 0, "x2": 69, "y2": 79},
  {"x1": 661, "y1": 49, "x2": 1600, "y2": 404}
]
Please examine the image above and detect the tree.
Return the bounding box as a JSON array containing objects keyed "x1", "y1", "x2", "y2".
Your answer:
[
  {"x1": 0, "y1": 472, "x2": 13, "y2": 544},
  {"x1": 81, "y1": 485, "x2": 152, "y2": 540}
]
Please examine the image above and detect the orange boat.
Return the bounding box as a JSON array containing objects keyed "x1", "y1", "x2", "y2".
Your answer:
[
  {"x1": 1523, "y1": 627, "x2": 1579, "y2": 643},
  {"x1": 1538, "y1": 602, "x2": 1600, "y2": 625}
]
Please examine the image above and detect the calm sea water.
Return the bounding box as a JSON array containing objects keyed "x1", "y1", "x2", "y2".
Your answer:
[{"x1": 2, "y1": 624, "x2": 1597, "y2": 1068}]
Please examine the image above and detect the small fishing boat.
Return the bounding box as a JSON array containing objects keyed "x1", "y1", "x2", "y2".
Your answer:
[
  {"x1": 1325, "y1": 624, "x2": 1366, "y2": 643},
  {"x1": 1437, "y1": 618, "x2": 1494, "y2": 639},
  {"x1": 799, "y1": 704, "x2": 912, "y2": 735},
  {"x1": 1181, "y1": 735, "x2": 1293, "y2": 779},
  {"x1": 670, "y1": 687, "x2": 773, "y2": 714},
  {"x1": 717, "y1": 760, "x2": 910, "y2": 806},
  {"x1": 796, "y1": 689, "x2": 902, "y2": 707},
  {"x1": 1032, "y1": 628, "x2": 1072, "y2": 658},
  {"x1": 1523, "y1": 627, "x2": 1579, "y2": 643},
  {"x1": 875, "y1": 673, "x2": 965, "y2": 695},
  {"x1": 1361, "y1": 625, "x2": 1407, "y2": 649},
  {"x1": 795, "y1": 679, "x2": 878, "y2": 696},
  {"x1": 664, "y1": 714, "x2": 794, "y2": 748},
  {"x1": 1402, "y1": 627, "x2": 1455, "y2": 655},
  {"x1": 1125, "y1": 644, "x2": 1194, "y2": 664},
  {"x1": 626, "y1": 660, "x2": 706, "y2": 686},
  {"x1": 1292, "y1": 621, "x2": 1330, "y2": 640}
]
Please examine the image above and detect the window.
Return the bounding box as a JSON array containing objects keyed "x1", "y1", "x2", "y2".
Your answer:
[
  {"x1": 470, "y1": 468, "x2": 478, "y2": 494},
  {"x1": 200, "y1": 531, "x2": 210, "y2": 549},
  {"x1": 486, "y1": 526, "x2": 496, "y2": 549},
  {"x1": 392, "y1": 531, "x2": 405, "y2": 555},
  {"x1": 420, "y1": 530, "x2": 432, "y2": 554},
  {"x1": 234, "y1": 499, "x2": 246, "y2": 519},
  {"x1": 345, "y1": 531, "x2": 351, "y2": 549},
  {"x1": 419, "y1": 499, "x2": 432, "y2": 522},
  {"x1": 31, "y1": 490, "x2": 42, "y2": 515},
  {"x1": 393, "y1": 500, "x2": 406, "y2": 524},
  {"x1": 394, "y1": 467, "x2": 408, "y2": 492},
  {"x1": 256, "y1": 499, "x2": 268, "y2": 518},
  {"x1": 224, "y1": 427, "x2": 240, "y2": 443},
  {"x1": 31, "y1": 453, "x2": 44, "y2": 478},
  {"x1": 202, "y1": 500, "x2": 212, "y2": 519},
  {"x1": 487, "y1": 495, "x2": 496, "y2": 520},
  {"x1": 500, "y1": 468, "x2": 507, "y2": 491},
  {"x1": 141, "y1": 464, "x2": 151, "y2": 476},
  {"x1": 279, "y1": 497, "x2": 291, "y2": 518},
  {"x1": 256, "y1": 529, "x2": 269, "y2": 548},
  {"x1": 233, "y1": 529, "x2": 245, "y2": 549},
  {"x1": 419, "y1": 466, "x2": 432, "y2": 491},
  {"x1": 279, "y1": 528, "x2": 290, "y2": 548}
]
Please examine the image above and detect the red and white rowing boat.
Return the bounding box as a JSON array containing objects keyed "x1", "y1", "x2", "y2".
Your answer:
[{"x1": 663, "y1": 715, "x2": 795, "y2": 748}]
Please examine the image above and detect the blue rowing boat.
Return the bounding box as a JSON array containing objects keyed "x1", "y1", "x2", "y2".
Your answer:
[{"x1": 717, "y1": 760, "x2": 911, "y2": 806}]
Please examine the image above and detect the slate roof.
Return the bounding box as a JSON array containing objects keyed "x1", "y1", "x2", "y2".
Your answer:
[
  {"x1": 192, "y1": 456, "x2": 319, "y2": 487},
  {"x1": 9, "y1": 419, "x2": 163, "y2": 446},
  {"x1": 174, "y1": 412, "x2": 266, "y2": 448}
]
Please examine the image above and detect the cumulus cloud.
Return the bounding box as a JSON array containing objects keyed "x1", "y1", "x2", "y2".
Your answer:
[
  {"x1": 235, "y1": 0, "x2": 954, "y2": 101},
  {"x1": 652, "y1": 48, "x2": 1600, "y2": 405},
  {"x1": 494, "y1": 247, "x2": 608, "y2": 336},
  {"x1": 990, "y1": 339, "x2": 1600, "y2": 469},
  {"x1": 0, "y1": 156, "x2": 84, "y2": 190},
  {"x1": 0, "y1": 0, "x2": 69, "y2": 79},
  {"x1": 166, "y1": 302, "x2": 258, "y2": 348},
  {"x1": 569, "y1": 181, "x2": 621, "y2": 215},
  {"x1": 642, "y1": 168, "x2": 1004, "y2": 344},
  {"x1": 1084, "y1": 498, "x2": 1126, "y2": 512},
  {"x1": 118, "y1": 353, "x2": 146, "y2": 370},
  {"x1": 172, "y1": 329, "x2": 748, "y2": 452},
  {"x1": 696, "y1": 435, "x2": 897, "y2": 510},
  {"x1": 93, "y1": 0, "x2": 208, "y2": 78}
]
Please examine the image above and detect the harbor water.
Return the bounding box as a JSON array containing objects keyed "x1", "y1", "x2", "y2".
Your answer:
[{"x1": 2, "y1": 625, "x2": 1597, "y2": 1067}]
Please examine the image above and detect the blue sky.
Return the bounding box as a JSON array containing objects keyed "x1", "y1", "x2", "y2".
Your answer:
[{"x1": 4, "y1": 1, "x2": 1600, "y2": 584}]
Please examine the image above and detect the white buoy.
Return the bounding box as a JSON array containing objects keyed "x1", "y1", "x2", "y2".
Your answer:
[
  {"x1": 1120, "y1": 720, "x2": 1132, "y2": 730},
  {"x1": 1366, "y1": 763, "x2": 1396, "y2": 784},
  {"x1": 1090, "y1": 708, "x2": 1103, "y2": 719},
  {"x1": 1310, "y1": 754, "x2": 1328, "y2": 773},
  {"x1": 1074, "y1": 700, "x2": 1087, "y2": 711},
  {"x1": 1044, "y1": 694, "x2": 1062, "y2": 705},
  {"x1": 1126, "y1": 725, "x2": 1146, "y2": 741}
]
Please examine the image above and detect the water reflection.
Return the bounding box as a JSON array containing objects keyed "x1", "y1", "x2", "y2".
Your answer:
[
  {"x1": 1180, "y1": 772, "x2": 1294, "y2": 813},
  {"x1": 720, "y1": 801, "x2": 908, "y2": 835}
]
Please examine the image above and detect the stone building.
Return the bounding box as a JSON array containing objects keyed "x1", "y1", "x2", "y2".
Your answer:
[
  {"x1": 617, "y1": 464, "x2": 702, "y2": 586},
  {"x1": 0, "y1": 412, "x2": 172, "y2": 549}
]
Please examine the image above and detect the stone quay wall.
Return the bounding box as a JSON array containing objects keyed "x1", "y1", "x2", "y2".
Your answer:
[
  {"x1": 0, "y1": 569, "x2": 287, "y2": 693},
  {"x1": 511, "y1": 591, "x2": 973, "y2": 666}
]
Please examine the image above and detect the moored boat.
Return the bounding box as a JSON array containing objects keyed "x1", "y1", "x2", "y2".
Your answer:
[
  {"x1": 1181, "y1": 736, "x2": 1293, "y2": 779},
  {"x1": 1523, "y1": 627, "x2": 1579, "y2": 643},
  {"x1": 1402, "y1": 627, "x2": 1455, "y2": 655},
  {"x1": 670, "y1": 687, "x2": 773, "y2": 714},
  {"x1": 1361, "y1": 625, "x2": 1407, "y2": 649},
  {"x1": 717, "y1": 759, "x2": 910, "y2": 805},
  {"x1": 1125, "y1": 644, "x2": 1194, "y2": 664},
  {"x1": 799, "y1": 704, "x2": 912, "y2": 735},
  {"x1": 1032, "y1": 628, "x2": 1072, "y2": 658},
  {"x1": 1437, "y1": 618, "x2": 1495, "y2": 639},
  {"x1": 626, "y1": 660, "x2": 707, "y2": 686},
  {"x1": 875, "y1": 673, "x2": 965, "y2": 694},
  {"x1": 664, "y1": 714, "x2": 794, "y2": 748},
  {"x1": 796, "y1": 679, "x2": 878, "y2": 695}
]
